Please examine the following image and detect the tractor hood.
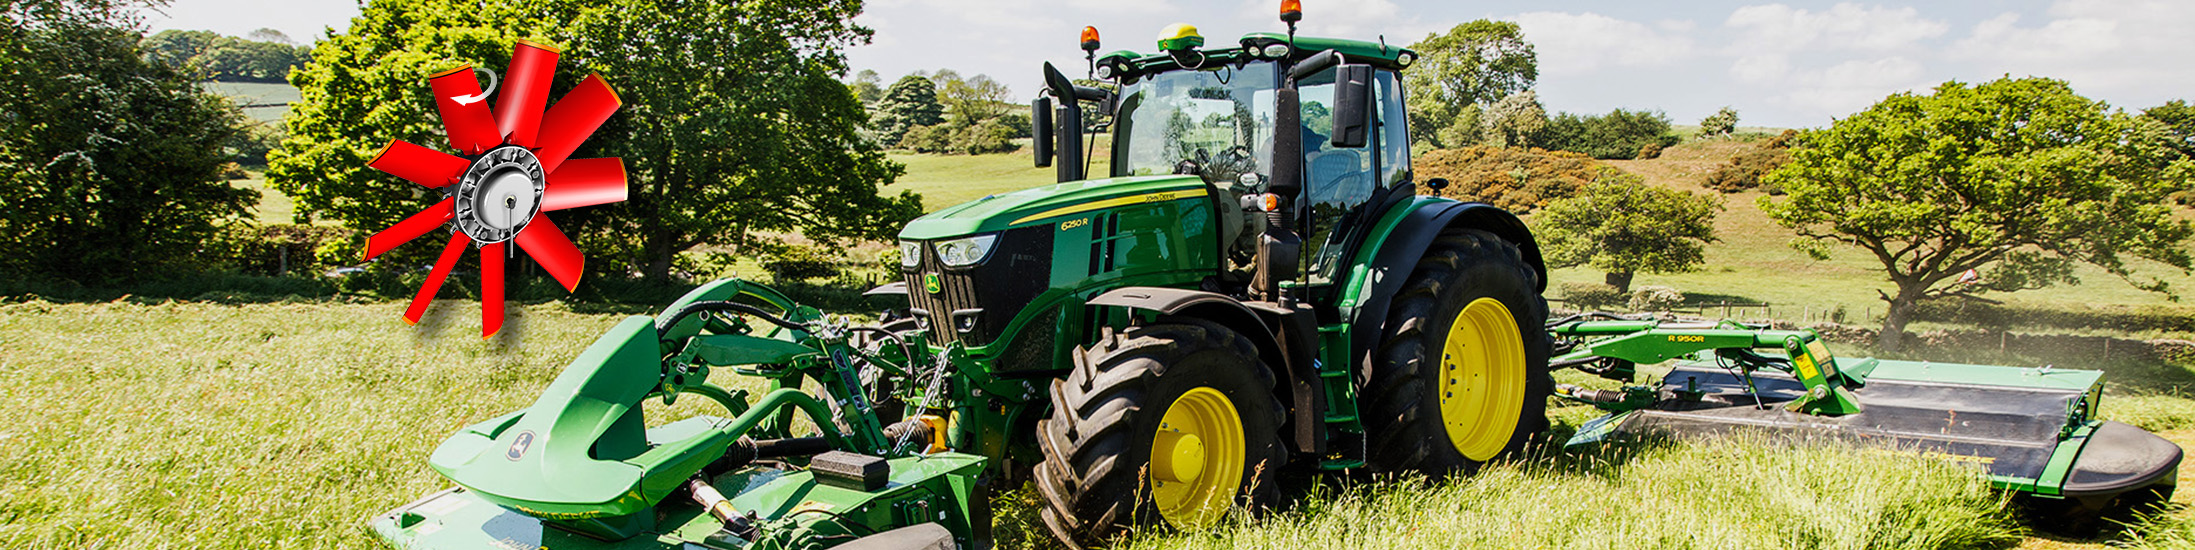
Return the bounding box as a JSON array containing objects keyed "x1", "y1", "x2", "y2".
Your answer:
[{"x1": 899, "y1": 174, "x2": 1208, "y2": 239}]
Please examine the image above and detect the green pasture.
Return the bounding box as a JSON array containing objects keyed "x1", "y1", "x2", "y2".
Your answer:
[{"x1": 12, "y1": 301, "x2": 2190, "y2": 550}]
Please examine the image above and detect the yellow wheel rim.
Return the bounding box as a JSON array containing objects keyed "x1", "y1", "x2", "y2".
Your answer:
[
  {"x1": 1150, "y1": 387, "x2": 1244, "y2": 529},
  {"x1": 1439, "y1": 297, "x2": 1527, "y2": 462}
]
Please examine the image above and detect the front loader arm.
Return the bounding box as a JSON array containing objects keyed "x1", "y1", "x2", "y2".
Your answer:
[{"x1": 1549, "y1": 319, "x2": 1866, "y2": 416}]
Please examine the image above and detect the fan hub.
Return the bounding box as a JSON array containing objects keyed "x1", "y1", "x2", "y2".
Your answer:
[{"x1": 454, "y1": 145, "x2": 546, "y2": 244}]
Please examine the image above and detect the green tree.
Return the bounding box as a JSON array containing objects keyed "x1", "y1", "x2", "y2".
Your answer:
[
  {"x1": 1539, "y1": 108, "x2": 1678, "y2": 159},
  {"x1": 2142, "y1": 100, "x2": 2195, "y2": 160},
  {"x1": 1480, "y1": 90, "x2": 1545, "y2": 149},
  {"x1": 271, "y1": 0, "x2": 916, "y2": 282},
  {"x1": 0, "y1": 0, "x2": 253, "y2": 281},
  {"x1": 1405, "y1": 20, "x2": 1536, "y2": 149},
  {"x1": 141, "y1": 28, "x2": 218, "y2": 69},
  {"x1": 873, "y1": 74, "x2": 943, "y2": 147},
  {"x1": 1537, "y1": 178, "x2": 1722, "y2": 293},
  {"x1": 938, "y1": 73, "x2": 1012, "y2": 125},
  {"x1": 850, "y1": 69, "x2": 883, "y2": 104},
  {"x1": 1698, "y1": 106, "x2": 1738, "y2": 138},
  {"x1": 1762, "y1": 77, "x2": 2194, "y2": 351}
]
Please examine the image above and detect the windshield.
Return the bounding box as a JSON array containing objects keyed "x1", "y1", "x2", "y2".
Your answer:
[{"x1": 1110, "y1": 62, "x2": 1278, "y2": 184}]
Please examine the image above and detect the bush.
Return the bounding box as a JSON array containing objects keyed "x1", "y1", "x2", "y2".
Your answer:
[
  {"x1": 202, "y1": 224, "x2": 358, "y2": 276},
  {"x1": 1537, "y1": 109, "x2": 1680, "y2": 160},
  {"x1": 1414, "y1": 146, "x2": 1621, "y2": 212},
  {"x1": 1628, "y1": 285, "x2": 1684, "y2": 312},
  {"x1": 1635, "y1": 142, "x2": 1663, "y2": 160},
  {"x1": 898, "y1": 124, "x2": 951, "y2": 153},
  {"x1": 951, "y1": 118, "x2": 1021, "y2": 155},
  {"x1": 1559, "y1": 282, "x2": 1625, "y2": 311},
  {"x1": 1763, "y1": 129, "x2": 1799, "y2": 149},
  {"x1": 763, "y1": 245, "x2": 842, "y2": 281},
  {"x1": 1697, "y1": 107, "x2": 1738, "y2": 138},
  {"x1": 1703, "y1": 146, "x2": 1792, "y2": 193}
]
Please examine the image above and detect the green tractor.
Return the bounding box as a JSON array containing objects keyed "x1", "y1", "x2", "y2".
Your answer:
[
  {"x1": 367, "y1": 3, "x2": 2180, "y2": 550},
  {"x1": 374, "y1": 6, "x2": 1559, "y2": 549}
]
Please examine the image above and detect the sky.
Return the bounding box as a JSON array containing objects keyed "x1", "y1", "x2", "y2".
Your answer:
[{"x1": 142, "y1": 0, "x2": 2195, "y2": 129}]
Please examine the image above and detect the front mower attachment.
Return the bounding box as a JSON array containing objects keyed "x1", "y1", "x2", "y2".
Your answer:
[
  {"x1": 1551, "y1": 318, "x2": 2181, "y2": 526},
  {"x1": 370, "y1": 279, "x2": 988, "y2": 550}
]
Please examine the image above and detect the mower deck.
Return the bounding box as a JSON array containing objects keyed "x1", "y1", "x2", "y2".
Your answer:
[{"x1": 1568, "y1": 358, "x2": 2180, "y2": 516}]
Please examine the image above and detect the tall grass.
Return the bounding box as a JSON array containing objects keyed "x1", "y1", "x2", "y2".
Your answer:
[{"x1": 1119, "y1": 439, "x2": 2022, "y2": 550}]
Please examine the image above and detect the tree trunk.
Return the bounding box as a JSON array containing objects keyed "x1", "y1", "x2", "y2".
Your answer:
[
  {"x1": 1605, "y1": 271, "x2": 1635, "y2": 294},
  {"x1": 643, "y1": 234, "x2": 675, "y2": 283},
  {"x1": 1876, "y1": 285, "x2": 1925, "y2": 352}
]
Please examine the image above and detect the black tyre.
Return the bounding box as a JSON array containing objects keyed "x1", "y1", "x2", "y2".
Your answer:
[
  {"x1": 1035, "y1": 318, "x2": 1286, "y2": 547},
  {"x1": 1364, "y1": 229, "x2": 1553, "y2": 474}
]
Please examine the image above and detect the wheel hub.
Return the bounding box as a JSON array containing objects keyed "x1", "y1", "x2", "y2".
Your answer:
[
  {"x1": 452, "y1": 145, "x2": 545, "y2": 244},
  {"x1": 1150, "y1": 386, "x2": 1243, "y2": 529},
  {"x1": 1439, "y1": 297, "x2": 1527, "y2": 462}
]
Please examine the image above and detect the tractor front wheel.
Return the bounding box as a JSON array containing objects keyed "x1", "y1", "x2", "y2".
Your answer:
[
  {"x1": 1035, "y1": 318, "x2": 1285, "y2": 547},
  {"x1": 1364, "y1": 229, "x2": 1553, "y2": 475}
]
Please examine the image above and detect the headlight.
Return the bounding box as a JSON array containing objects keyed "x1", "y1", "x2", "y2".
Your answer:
[
  {"x1": 1262, "y1": 44, "x2": 1290, "y2": 58},
  {"x1": 934, "y1": 234, "x2": 999, "y2": 267},
  {"x1": 899, "y1": 241, "x2": 921, "y2": 267},
  {"x1": 1397, "y1": 52, "x2": 1416, "y2": 67}
]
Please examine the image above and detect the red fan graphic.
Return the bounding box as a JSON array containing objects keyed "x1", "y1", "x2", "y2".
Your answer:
[{"x1": 362, "y1": 41, "x2": 627, "y2": 337}]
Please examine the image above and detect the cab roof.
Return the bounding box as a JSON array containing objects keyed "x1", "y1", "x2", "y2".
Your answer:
[{"x1": 1094, "y1": 32, "x2": 1418, "y2": 83}]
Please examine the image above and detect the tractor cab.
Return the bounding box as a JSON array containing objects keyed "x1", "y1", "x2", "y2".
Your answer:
[{"x1": 1035, "y1": 25, "x2": 1421, "y2": 292}]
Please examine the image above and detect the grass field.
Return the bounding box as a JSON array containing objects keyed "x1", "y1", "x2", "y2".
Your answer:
[
  {"x1": 17, "y1": 300, "x2": 2184, "y2": 550},
  {"x1": 202, "y1": 81, "x2": 297, "y2": 125}
]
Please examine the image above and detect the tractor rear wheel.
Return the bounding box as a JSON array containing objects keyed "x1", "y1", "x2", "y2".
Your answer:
[
  {"x1": 1035, "y1": 318, "x2": 1285, "y2": 547},
  {"x1": 1364, "y1": 228, "x2": 1552, "y2": 475}
]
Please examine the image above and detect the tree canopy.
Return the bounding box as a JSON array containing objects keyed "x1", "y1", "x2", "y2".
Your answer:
[
  {"x1": 1405, "y1": 20, "x2": 1536, "y2": 150},
  {"x1": 873, "y1": 74, "x2": 943, "y2": 146},
  {"x1": 269, "y1": 0, "x2": 916, "y2": 282},
  {"x1": 1537, "y1": 178, "x2": 1722, "y2": 293},
  {"x1": 142, "y1": 29, "x2": 310, "y2": 82},
  {"x1": 1762, "y1": 77, "x2": 2195, "y2": 351},
  {"x1": 0, "y1": 0, "x2": 252, "y2": 281}
]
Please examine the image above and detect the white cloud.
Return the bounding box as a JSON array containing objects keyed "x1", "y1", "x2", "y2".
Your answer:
[
  {"x1": 1230, "y1": 0, "x2": 1412, "y2": 40},
  {"x1": 1512, "y1": 12, "x2": 1697, "y2": 77},
  {"x1": 1949, "y1": 0, "x2": 2195, "y2": 99},
  {"x1": 1726, "y1": 3, "x2": 1947, "y2": 53},
  {"x1": 1719, "y1": 3, "x2": 1945, "y2": 120}
]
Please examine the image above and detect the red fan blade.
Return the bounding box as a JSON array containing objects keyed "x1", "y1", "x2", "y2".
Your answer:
[
  {"x1": 543, "y1": 157, "x2": 627, "y2": 211},
  {"x1": 496, "y1": 41, "x2": 560, "y2": 148},
  {"x1": 481, "y1": 242, "x2": 505, "y2": 338},
  {"x1": 367, "y1": 140, "x2": 467, "y2": 188},
  {"x1": 533, "y1": 73, "x2": 621, "y2": 174},
  {"x1": 404, "y1": 232, "x2": 471, "y2": 325},
  {"x1": 364, "y1": 199, "x2": 453, "y2": 260},
  {"x1": 429, "y1": 64, "x2": 504, "y2": 155},
  {"x1": 516, "y1": 215, "x2": 584, "y2": 292}
]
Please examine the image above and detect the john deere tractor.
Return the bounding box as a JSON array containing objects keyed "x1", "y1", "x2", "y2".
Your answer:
[{"x1": 362, "y1": 2, "x2": 2182, "y2": 549}]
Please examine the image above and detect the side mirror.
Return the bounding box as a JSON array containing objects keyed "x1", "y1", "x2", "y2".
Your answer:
[
  {"x1": 1330, "y1": 64, "x2": 1371, "y2": 149},
  {"x1": 1032, "y1": 96, "x2": 1054, "y2": 168}
]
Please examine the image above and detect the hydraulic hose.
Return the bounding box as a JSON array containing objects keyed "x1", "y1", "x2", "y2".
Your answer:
[{"x1": 658, "y1": 300, "x2": 807, "y2": 335}]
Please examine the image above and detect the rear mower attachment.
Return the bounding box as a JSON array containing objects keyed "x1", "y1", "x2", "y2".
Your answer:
[{"x1": 1549, "y1": 315, "x2": 2182, "y2": 529}]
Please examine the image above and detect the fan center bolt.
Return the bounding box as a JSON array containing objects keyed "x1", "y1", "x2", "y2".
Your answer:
[
  {"x1": 452, "y1": 145, "x2": 546, "y2": 244},
  {"x1": 1152, "y1": 431, "x2": 1206, "y2": 482}
]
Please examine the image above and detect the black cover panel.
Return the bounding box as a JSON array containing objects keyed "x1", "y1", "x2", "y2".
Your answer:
[
  {"x1": 1619, "y1": 364, "x2": 2088, "y2": 482},
  {"x1": 2064, "y1": 420, "x2": 2182, "y2": 496}
]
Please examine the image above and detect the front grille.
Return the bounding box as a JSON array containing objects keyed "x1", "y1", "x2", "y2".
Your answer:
[{"x1": 904, "y1": 225, "x2": 1054, "y2": 348}]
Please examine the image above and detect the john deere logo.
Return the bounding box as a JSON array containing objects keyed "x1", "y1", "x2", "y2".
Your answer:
[
  {"x1": 923, "y1": 273, "x2": 942, "y2": 294},
  {"x1": 507, "y1": 430, "x2": 536, "y2": 461}
]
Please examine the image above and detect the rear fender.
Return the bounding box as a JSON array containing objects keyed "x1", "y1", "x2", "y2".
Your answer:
[{"x1": 1343, "y1": 197, "x2": 1546, "y2": 378}]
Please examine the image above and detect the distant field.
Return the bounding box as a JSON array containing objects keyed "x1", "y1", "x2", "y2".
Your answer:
[
  {"x1": 202, "y1": 81, "x2": 297, "y2": 125},
  {"x1": 889, "y1": 136, "x2": 1111, "y2": 212}
]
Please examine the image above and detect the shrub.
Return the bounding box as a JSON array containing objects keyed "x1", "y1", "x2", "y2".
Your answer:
[
  {"x1": 1697, "y1": 107, "x2": 1738, "y2": 138},
  {"x1": 1703, "y1": 146, "x2": 1792, "y2": 193},
  {"x1": 950, "y1": 118, "x2": 1021, "y2": 155},
  {"x1": 1635, "y1": 142, "x2": 1663, "y2": 160},
  {"x1": 1559, "y1": 282, "x2": 1625, "y2": 311},
  {"x1": 1413, "y1": 146, "x2": 1620, "y2": 212},
  {"x1": 1763, "y1": 129, "x2": 1799, "y2": 149},
  {"x1": 898, "y1": 124, "x2": 951, "y2": 153},
  {"x1": 1537, "y1": 109, "x2": 1680, "y2": 160},
  {"x1": 763, "y1": 245, "x2": 842, "y2": 281},
  {"x1": 1628, "y1": 285, "x2": 1684, "y2": 312},
  {"x1": 202, "y1": 224, "x2": 357, "y2": 276}
]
